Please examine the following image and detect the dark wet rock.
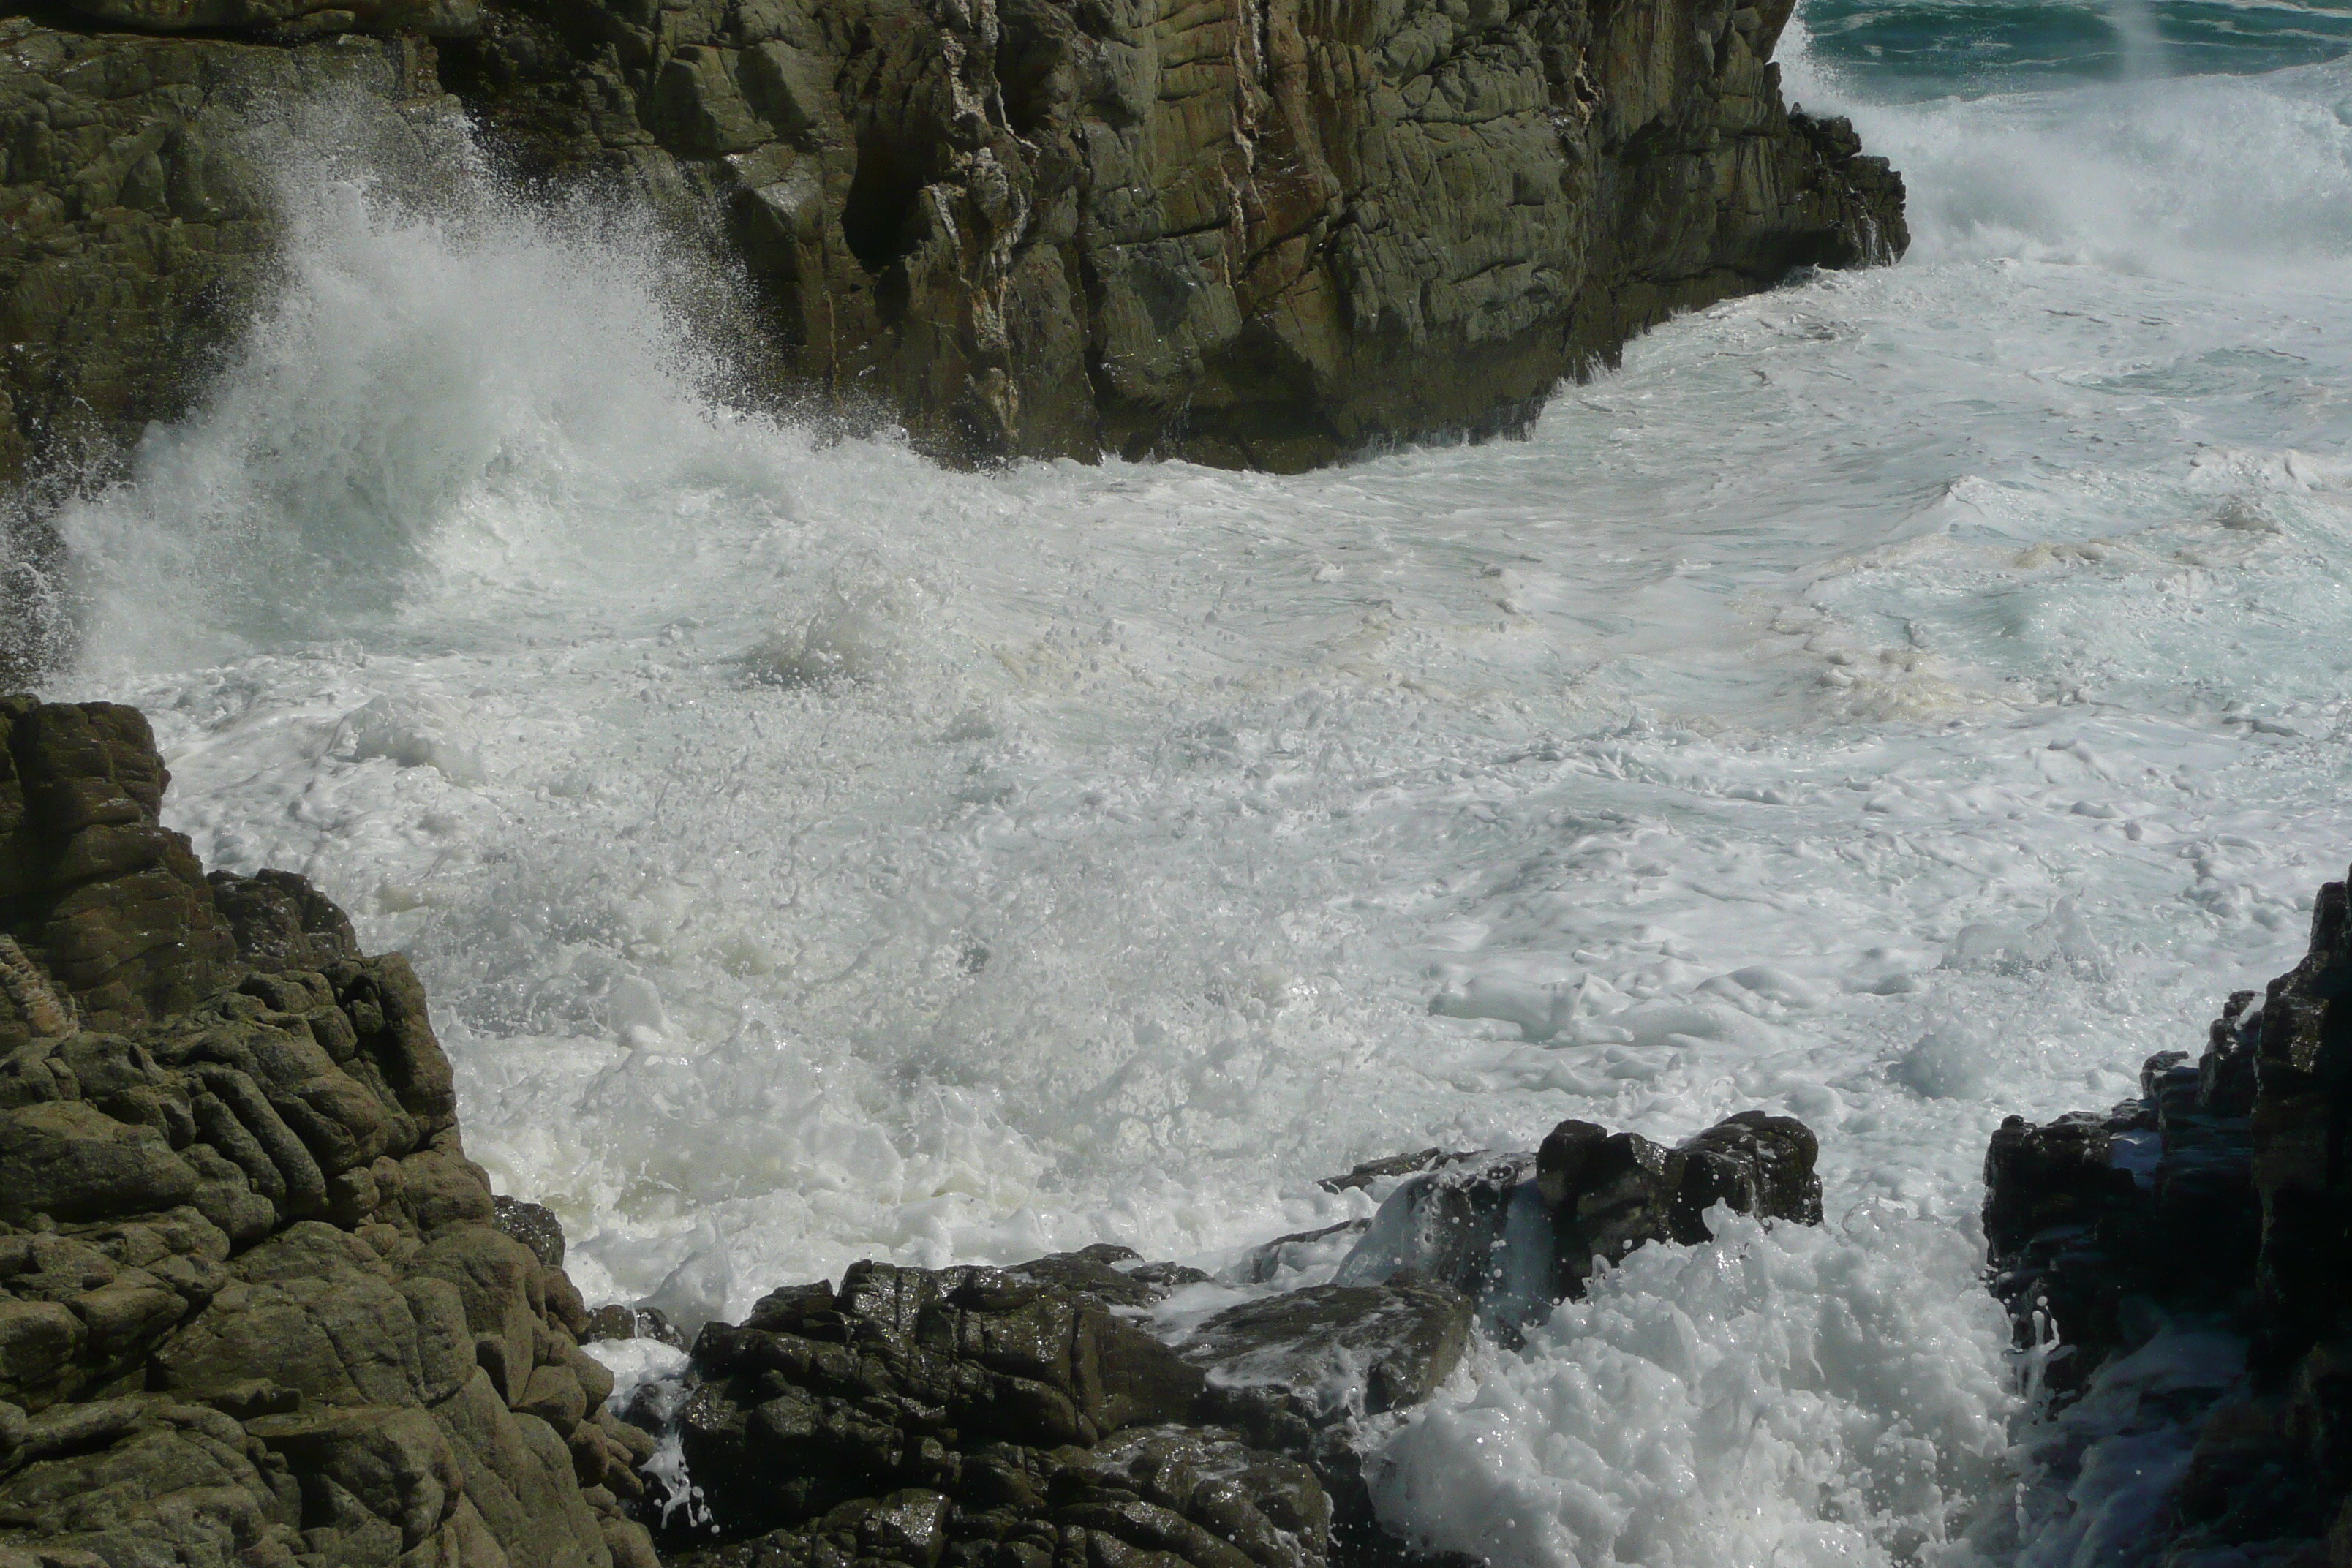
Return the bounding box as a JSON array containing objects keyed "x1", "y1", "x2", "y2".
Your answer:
[
  {"x1": 1983, "y1": 1032, "x2": 2261, "y2": 1404},
  {"x1": 675, "y1": 1258, "x2": 1210, "y2": 1538},
  {"x1": 206, "y1": 867, "x2": 363, "y2": 977},
  {"x1": 1978, "y1": 864, "x2": 2352, "y2": 1560},
  {"x1": 494, "y1": 1192, "x2": 566, "y2": 1269},
  {"x1": 1182, "y1": 1277, "x2": 1474, "y2": 1433},
  {"x1": 582, "y1": 1303, "x2": 690, "y2": 1351},
  {"x1": 1240, "y1": 1222, "x2": 1371, "y2": 1286},
  {"x1": 663, "y1": 1254, "x2": 1342, "y2": 1568},
  {"x1": 1317, "y1": 1152, "x2": 1454, "y2": 1196},
  {"x1": 999, "y1": 1243, "x2": 1173, "y2": 1311},
  {"x1": 1334, "y1": 1111, "x2": 1823, "y2": 1323},
  {"x1": 0, "y1": 697, "x2": 655, "y2": 1568}
]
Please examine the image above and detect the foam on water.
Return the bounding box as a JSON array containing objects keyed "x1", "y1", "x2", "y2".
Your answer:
[
  {"x1": 1368, "y1": 1208, "x2": 2013, "y2": 1567},
  {"x1": 27, "y1": 15, "x2": 2352, "y2": 1564}
]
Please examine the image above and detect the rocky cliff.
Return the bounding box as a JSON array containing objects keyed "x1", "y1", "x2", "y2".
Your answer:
[
  {"x1": 1986, "y1": 866, "x2": 2352, "y2": 1561},
  {"x1": 440, "y1": 0, "x2": 1904, "y2": 470},
  {"x1": 0, "y1": 0, "x2": 1903, "y2": 505},
  {"x1": 0, "y1": 696, "x2": 660, "y2": 1568}
]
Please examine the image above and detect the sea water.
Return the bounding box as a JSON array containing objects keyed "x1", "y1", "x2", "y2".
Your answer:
[{"x1": 30, "y1": 1, "x2": 2352, "y2": 1561}]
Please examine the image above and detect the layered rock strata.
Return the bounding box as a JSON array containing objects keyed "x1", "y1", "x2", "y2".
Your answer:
[
  {"x1": 0, "y1": 696, "x2": 658, "y2": 1568},
  {"x1": 1984, "y1": 865, "x2": 2352, "y2": 1559}
]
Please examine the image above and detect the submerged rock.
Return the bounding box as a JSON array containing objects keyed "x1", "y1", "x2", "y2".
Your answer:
[{"x1": 0, "y1": 698, "x2": 655, "y2": 1568}]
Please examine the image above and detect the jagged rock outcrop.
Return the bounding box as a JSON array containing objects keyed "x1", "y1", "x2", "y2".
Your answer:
[
  {"x1": 657, "y1": 1110, "x2": 1821, "y2": 1568},
  {"x1": 441, "y1": 0, "x2": 1904, "y2": 470},
  {"x1": 0, "y1": 697, "x2": 658, "y2": 1568},
  {"x1": 660, "y1": 1246, "x2": 1340, "y2": 1568},
  {"x1": 0, "y1": 0, "x2": 1903, "y2": 516},
  {"x1": 1984, "y1": 864, "x2": 2352, "y2": 1561},
  {"x1": 1330, "y1": 1109, "x2": 1823, "y2": 1321}
]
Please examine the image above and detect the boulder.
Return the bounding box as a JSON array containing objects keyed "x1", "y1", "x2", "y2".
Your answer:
[
  {"x1": 1332, "y1": 1110, "x2": 1824, "y2": 1324},
  {"x1": 663, "y1": 1253, "x2": 1333, "y2": 1568},
  {"x1": 0, "y1": 698, "x2": 655, "y2": 1568}
]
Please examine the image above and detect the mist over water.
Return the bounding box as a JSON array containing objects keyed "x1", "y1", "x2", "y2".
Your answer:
[{"x1": 34, "y1": 4, "x2": 2352, "y2": 1562}]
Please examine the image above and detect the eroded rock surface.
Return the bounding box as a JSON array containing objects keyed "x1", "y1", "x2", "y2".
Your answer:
[
  {"x1": 0, "y1": 0, "x2": 1904, "y2": 549},
  {"x1": 442, "y1": 0, "x2": 1905, "y2": 470},
  {"x1": 0, "y1": 697, "x2": 656, "y2": 1568},
  {"x1": 1983, "y1": 866, "x2": 2352, "y2": 1559},
  {"x1": 663, "y1": 1247, "x2": 1330, "y2": 1568}
]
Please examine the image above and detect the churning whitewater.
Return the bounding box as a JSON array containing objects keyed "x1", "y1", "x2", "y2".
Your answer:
[{"x1": 40, "y1": 2, "x2": 2352, "y2": 1562}]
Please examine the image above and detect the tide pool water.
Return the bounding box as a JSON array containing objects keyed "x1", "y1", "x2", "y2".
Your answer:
[{"x1": 29, "y1": 4, "x2": 2352, "y2": 1561}]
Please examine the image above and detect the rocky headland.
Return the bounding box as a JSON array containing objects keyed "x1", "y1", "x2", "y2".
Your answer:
[
  {"x1": 0, "y1": 0, "x2": 1904, "y2": 504},
  {"x1": 0, "y1": 695, "x2": 661, "y2": 1568}
]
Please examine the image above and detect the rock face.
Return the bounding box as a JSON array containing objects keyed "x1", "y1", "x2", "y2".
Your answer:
[
  {"x1": 442, "y1": 0, "x2": 1905, "y2": 470},
  {"x1": 1983, "y1": 865, "x2": 2352, "y2": 1560},
  {"x1": 0, "y1": 698, "x2": 657, "y2": 1568},
  {"x1": 0, "y1": 0, "x2": 1904, "y2": 536},
  {"x1": 663, "y1": 1246, "x2": 1336, "y2": 1568}
]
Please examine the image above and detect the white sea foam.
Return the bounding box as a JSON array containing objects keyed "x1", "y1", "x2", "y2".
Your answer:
[
  {"x1": 1368, "y1": 1207, "x2": 2013, "y2": 1568},
  {"x1": 32, "y1": 27, "x2": 2352, "y2": 1567}
]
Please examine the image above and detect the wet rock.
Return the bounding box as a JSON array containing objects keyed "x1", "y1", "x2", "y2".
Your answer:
[
  {"x1": 1333, "y1": 1111, "x2": 1824, "y2": 1323},
  {"x1": 206, "y1": 868, "x2": 363, "y2": 977},
  {"x1": 676, "y1": 1258, "x2": 1210, "y2": 1537},
  {"x1": 0, "y1": 698, "x2": 656, "y2": 1568},
  {"x1": 494, "y1": 1193, "x2": 566, "y2": 1269},
  {"x1": 663, "y1": 1254, "x2": 1337, "y2": 1568},
  {"x1": 582, "y1": 1303, "x2": 690, "y2": 1351},
  {"x1": 1977, "y1": 866, "x2": 2352, "y2": 1560},
  {"x1": 1317, "y1": 1151, "x2": 1454, "y2": 1196},
  {"x1": 1240, "y1": 1222, "x2": 1371, "y2": 1286},
  {"x1": 1181, "y1": 1278, "x2": 1473, "y2": 1433}
]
